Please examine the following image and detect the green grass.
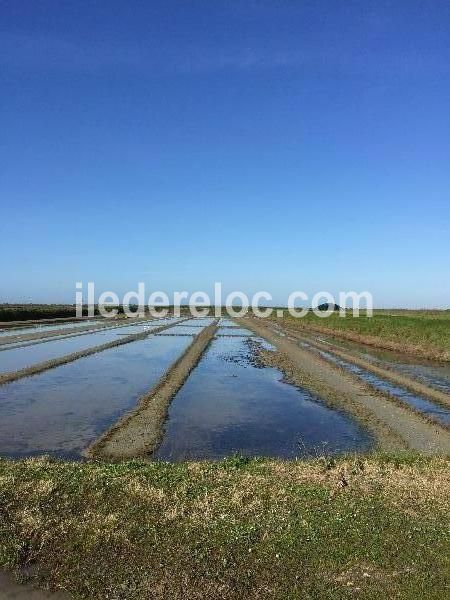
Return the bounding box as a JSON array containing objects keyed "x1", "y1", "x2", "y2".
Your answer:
[
  {"x1": 275, "y1": 311, "x2": 450, "y2": 360},
  {"x1": 0, "y1": 453, "x2": 448, "y2": 599}
]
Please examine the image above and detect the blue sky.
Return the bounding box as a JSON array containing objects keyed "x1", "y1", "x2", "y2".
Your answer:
[{"x1": 1, "y1": 1, "x2": 449, "y2": 307}]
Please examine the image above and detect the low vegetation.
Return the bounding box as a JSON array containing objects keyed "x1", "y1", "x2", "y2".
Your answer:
[
  {"x1": 0, "y1": 304, "x2": 98, "y2": 323},
  {"x1": 275, "y1": 310, "x2": 450, "y2": 361},
  {"x1": 0, "y1": 453, "x2": 448, "y2": 599},
  {"x1": 0, "y1": 304, "x2": 196, "y2": 323}
]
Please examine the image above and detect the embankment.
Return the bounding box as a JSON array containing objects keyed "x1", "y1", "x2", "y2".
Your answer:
[
  {"x1": 289, "y1": 331, "x2": 450, "y2": 409},
  {"x1": 87, "y1": 320, "x2": 219, "y2": 459},
  {"x1": 239, "y1": 317, "x2": 450, "y2": 454}
]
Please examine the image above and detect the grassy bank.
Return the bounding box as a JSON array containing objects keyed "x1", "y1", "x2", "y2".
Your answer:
[
  {"x1": 274, "y1": 311, "x2": 450, "y2": 361},
  {"x1": 0, "y1": 454, "x2": 448, "y2": 599}
]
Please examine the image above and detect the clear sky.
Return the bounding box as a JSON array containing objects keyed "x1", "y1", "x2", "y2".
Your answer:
[{"x1": 1, "y1": 1, "x2": 449, "y2": 308}]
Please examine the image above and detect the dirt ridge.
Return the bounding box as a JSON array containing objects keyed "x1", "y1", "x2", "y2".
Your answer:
[
  {"x1": 288, "y1": 332, "x2": 450, "y2": 409},
  {"x1": 86, "y1": 320, "x2": 219, "y2": 460},
  {"x1": 238, "y1": 317, "x2": 450, "y2": 454}
]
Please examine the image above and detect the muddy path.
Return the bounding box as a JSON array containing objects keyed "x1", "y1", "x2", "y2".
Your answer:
[
  {"x1": 86, "y1": 320, "x2": 219, "y2": 460},
  {"x1": 237, "y1": 317, "x2": 450, "y2": 454},
  {"x1": 0, "y1": 319, "x2": 188, "y2": 386}
]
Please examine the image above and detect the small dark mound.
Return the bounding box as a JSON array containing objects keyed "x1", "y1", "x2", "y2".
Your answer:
[{"x1": 315, "y1": 303, "x2": 342, "y2": 311}]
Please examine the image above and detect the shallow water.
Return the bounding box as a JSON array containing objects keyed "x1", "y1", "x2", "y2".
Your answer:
[
  {"x1": 0, "y1": 317, "x2": 183, "y2": 346},
  {"x1": 315, "y1": 335, "x2": 450, "y2": 394},
  {"x1": 0, "y1": 319, "x2": 101, "y2": 337},
  {"x1": 0, "y1": 335, "x2": 193, "y2": 459},
  {"x1": 181, "y1": 318, "x2": 216, "y2": 326},
  {"x1": 157, "y1": 324, "x2": 207, "y2": 335},
  {"x1": 317, "y1": 349, "x2": 450, "y2": 426},
  {"x1": 0, "y1": 319, "x2": 157, "y2": 352},
  {"x1": 105, "y1": 320, "x2": 173, "y2": 336},
  {"x1": 217, "y1": 327, "x2": 253, "y2": 336},
  {"x1": 218, "y1": 318, "x2": 239, "y2": 327},
  {"x1": 154, "y1": 337, "x2": 373, "y2": 461},
  {"x1": 0, "y1": 318, "x2": 182, "y2": 375}
]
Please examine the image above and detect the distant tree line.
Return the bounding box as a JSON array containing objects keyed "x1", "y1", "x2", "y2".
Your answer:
[{"x1": 0, "y1": 304, "x2": 101, "y2": 322}]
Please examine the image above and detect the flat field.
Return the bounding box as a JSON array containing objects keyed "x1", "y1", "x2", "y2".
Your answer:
[{"x1": 1, "y1": 313, "x2": 449, "y2": 599}]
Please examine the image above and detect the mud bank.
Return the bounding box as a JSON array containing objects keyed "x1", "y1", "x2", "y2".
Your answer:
[
  {"x1": 288, "y1": 332, "x2": 450, "y2": 410},
  {"x1": 87, "y1": 320, "x2": 219, "y2": 459},
  {"x1": 0, "y1": 319, "x2": 188, "y2": 386},
  {"x1": 238, "y1": 317, "x2": 450, "y2": 454}
]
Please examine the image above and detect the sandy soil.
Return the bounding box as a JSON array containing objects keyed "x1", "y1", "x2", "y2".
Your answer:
[
  {"x1": 87, "y1": 320, "x2": 219, "y2": 459},
  {"x1": 238, "y1": 317, "x2": 450, "y2": 454}
]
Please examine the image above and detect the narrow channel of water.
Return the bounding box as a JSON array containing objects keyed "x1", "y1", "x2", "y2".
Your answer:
[
  {"x1": 0, "y1": 335, "x2": 194, "y2": 459},
  {"x1": 154, "y1": 336, "x2": 373, "y2": 461},
  {"x1": 314, "y1": 335, "x2": 450, "y2": 394},
  {"x1": 314, "y1": 348, "x2": 450, "y2": 426}
]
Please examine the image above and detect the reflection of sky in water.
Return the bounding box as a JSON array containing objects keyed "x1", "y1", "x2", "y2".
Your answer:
[
  {"x1": 318, "y1": 350, "x2": 450, "y2": 426},
  {"x1": 0, "y1": 319, "x2": 101, "y2": 337},
  {"x1": 218, "y1": 319, "x2": 239, "y2": 327},
  {"x1": 158, "y1": 325, "x2": 205, "y2": 335},
  {"x1": 181, "y1": 318, "x2": 216, "y2": 326},
  {"x1": 217, "y1": 327, "x2": 253, "y2": 336},
  {"x1": 0, "y1": 319, "x2": 157, "y2": 351},
  {"x1": 154, "y1": 337, "x2": 373, "y2": 461},
  {"x1": 0, "y1": 318, "x2": 183, "y2": 375},
  {"x1": 0, "y1": 336, "x2": 192, "y2": 459},
  {"x1": 315, "y1": 335, "x2": 450, "y2": 394}
]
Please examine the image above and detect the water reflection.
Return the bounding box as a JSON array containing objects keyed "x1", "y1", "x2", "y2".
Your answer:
[
  {"x1": 315, "y1": 335, "x2": 450, "y2": 394},
  {"x1": 0, "y1": 336, "x2": 193, "y2": 459},
  {"x1": 154, "y1": 337, "x2": 373, "y2": 461},
  {"x1": 317, "y1": 349, "x2": 450, "y2": 426}
]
